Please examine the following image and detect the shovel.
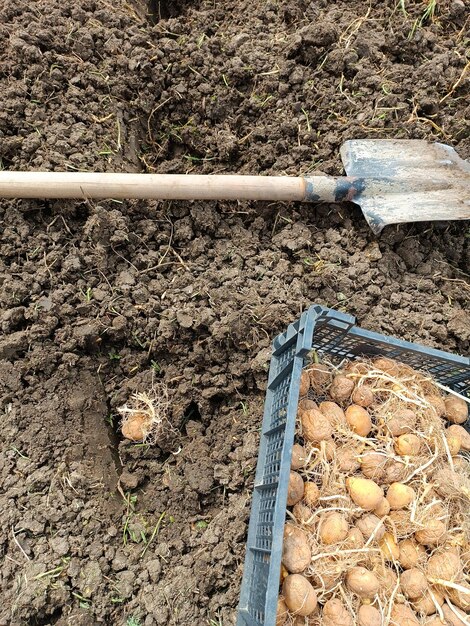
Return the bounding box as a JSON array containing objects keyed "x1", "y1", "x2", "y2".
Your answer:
[{"x1": 1, "y1": 139, "x2": 468, "y2": 234}]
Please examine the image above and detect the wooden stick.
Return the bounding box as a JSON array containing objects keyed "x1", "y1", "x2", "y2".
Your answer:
[{"x1": 0, "y1": 172, "x2": 339, "y2": 202}]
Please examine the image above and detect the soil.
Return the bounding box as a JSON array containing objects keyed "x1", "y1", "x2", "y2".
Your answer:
[{"x1": 0, "y1": 0, "x2": 469, "y2": 625}]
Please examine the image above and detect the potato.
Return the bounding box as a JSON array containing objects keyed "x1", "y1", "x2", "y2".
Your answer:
[
  {"x1": 301, "y1": 408, "x2": 333, "y2": 442},
  {"x1": 292, "y1": 503, "x2": 314, "y2": 528},
  {"x1": 309, "y1": 363, "x2": 332, "y2": 391},
  {"x1": 441, "y1": 604, "x2": 469, "y2": 626},
  {"x1": 345, "y1": 527, "x2": 365, "y2": 549},
  {"x1": 322, "y1": 598, "x2": 353, "y2": 626},
  {"x1": 415, "y1": 519, "x2": 446, "y2": 546},
  {"x1": 374, "y1": 357, "x2": 400, "y2": 376},
  {"x1": 345, "y1": 405, "x2": 373, "y2": 437},
  {"x1": 282, "y1": 574, "x2": 317, "y2": 616},
  {"x1": 282, "y1": 524, "x2": 311, "y2": 573},
  {"x1": 319, "y1": 512, "x2": 349, "y2": 545},
  {"x1": 432, "y1": 467, "x2": 467, "y2": 498},
  {"x1": 310, "y1": 557, "x2": 342, "y2": 591},
  {"x1": 330, "y1": 375, "x2": 355, "y2": 403},
  {"x1": 384, "y1": 408, "x2": 417, "y2": 437},
  {"x1": 276, "y1": 597, "x2": 289, "y2": 626},
  {"x1": 453, "y1": 455, "x2": 469, "y2": 471},
  {"x1": 401, "y1": 568, "x2": 428, "y2": 599},
  {"x1": 388, "y1": 510, "x2": 418, "y2": 538},
  {"x1": 352, "y1": 385, "x2": 374, "y2": 408},
  {"x1": 360, "y1": 452, "x2": 387, "y2": 481},
  {"x1": 299, "y1": 370, "x2": 311, "y2": 396},
  {"x1": 394, "y1": 433, "x2": 421, "y2": 456},
  {"x1": 462, "y1": 544, "x2": 470, "y2": 569},
  {"x1": 292, "y1": 617, "x2": 314, "y2": 626},
  {"x1": 291, "y1": 444, "x2": 308, "y2": 470},
  {"x1": 122, "y1": 413, "x2": 148, "y2": 441},
  {"x1": 298, "y1": 398, "x2": 318, "y2": 413},
  {"x1": 357, "y1": 604, "x2": 382, "y2": 626},
  {"x1": 288, "y1": 471, "x2": 305, "y2": 506},
  {"x1": 426, "y1": 498, "x2": 446, "y2": 518},
  {"x1": 356, "y1": 514, "x2": 385, "y2": 542},
  {"x1": 448, "y1": 585, "x2": 470, "y2": 612},
  {"x1": 444, "y1": 395, "x2": 468, "y2": 425},
  {"x1": 390, "y1": 603, "x2": 419, "y2": 625},
  {"x1": 347, "y1": 477, "x2": 384, "y2": 511},
  {"x1": 445, "y1": 428, "x2": 462, "y2": 456},
  {"x1": 380, "y1": 532, "x2": 399, "y2": 562},
  {"x1": 378, "y1": 566, "x2": 400, "y2": 596},
  {"x1": 447, "y1": 424, "x2": 470, "y2": 452},
  {"x1": 427, "y1": 394, "x2": 446, "y2": 417},
  {"x1": 386, "y1": 483, "x2": 416, "y2": 509},
  {"x1": 412, "y1": 587, "x2": 444, "y2": 616},
  {"x1": 346, "y1": 567, "x2": 379, "y2": 599},
  {"x1": 303, "y1": 482, "x2": 320, "y2": 507},
  {"x1": 423, "y1": 618, "x2": 446, "y2": 626},
  {"x1": 336, "y1": 446, "x2": 361, "y2": 473},
  {"x1": 426, "y1": 550, "x2": 462, "y2": 582},
  {"x1": 345, "y1": 360, "x2": 370, "y2": 375},
  {"x1": 398, "y1": 539, "x2": 426, "y2": 570},
  {"x1": 374, "y1": 497, "x2": 391, "y2": 517},
  {"x1": 320, "y1": 401, "x2": 347, "y2": 427},
  {"x1": 382, "y1": 460, "x2": 408, "y2": 484}
]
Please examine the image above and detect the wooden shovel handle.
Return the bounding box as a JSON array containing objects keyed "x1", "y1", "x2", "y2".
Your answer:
[{"x1": 0, "y1": 171, "x2": 348, "y2": 202}]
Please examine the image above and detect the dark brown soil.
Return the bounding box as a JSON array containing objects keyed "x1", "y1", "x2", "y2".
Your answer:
[{"x1": 0, "y1": 0, "x2": 469, "y2": 625}]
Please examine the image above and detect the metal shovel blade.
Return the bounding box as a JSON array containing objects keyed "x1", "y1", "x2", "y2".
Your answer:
[{"x1": 340, "y1": 139, "x2": 470, "y2": 234}]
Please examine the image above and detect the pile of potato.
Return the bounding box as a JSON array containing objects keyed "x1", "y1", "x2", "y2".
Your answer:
[{"x1": 277, "y1": 357, "x2": 470, "y2": 626}]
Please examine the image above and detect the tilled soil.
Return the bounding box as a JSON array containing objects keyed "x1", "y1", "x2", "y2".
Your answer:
[{"x1": 0, "y1": 0, "x2": 469, "y2": 624}]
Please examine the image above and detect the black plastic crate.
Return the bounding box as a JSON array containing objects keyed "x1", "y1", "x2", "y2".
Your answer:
[{"x1": 236, "y1": 304, "x2": 470, "y2": 626}]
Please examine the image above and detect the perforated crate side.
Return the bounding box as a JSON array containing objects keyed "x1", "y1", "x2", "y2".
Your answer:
[
  {"x1": 237, "y1": 305, "x2": 470, "y2": 626},
  {"x1": 236, "y1": 307, "x2": 321, "y2": 626}
]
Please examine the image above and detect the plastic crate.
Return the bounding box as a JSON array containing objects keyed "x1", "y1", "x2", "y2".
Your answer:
[{"x1": 236, "y1": 304, "x2": 470, "y2": 626}]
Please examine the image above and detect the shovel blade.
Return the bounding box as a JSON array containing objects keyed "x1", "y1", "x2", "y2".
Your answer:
[{"x1": 340, "y1": 139, "x2": 470, "y2": 234}]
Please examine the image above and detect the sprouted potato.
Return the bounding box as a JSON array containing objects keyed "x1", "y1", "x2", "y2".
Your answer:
[
  {"x1": 118, "y1": 382, "x2": 171, "y2": 444},
  {"x1": 276, "y1": 356, "x2": 470, "y2": 625}
]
